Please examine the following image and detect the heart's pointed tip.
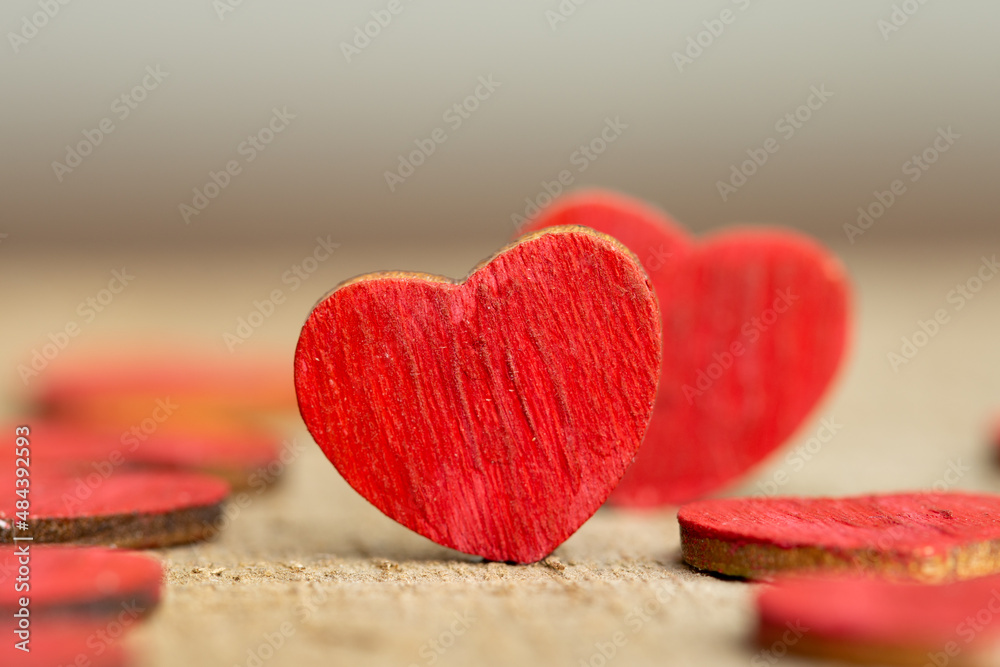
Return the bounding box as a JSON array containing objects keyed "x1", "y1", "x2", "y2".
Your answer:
[{"x1": 476, "y1": 551, "x2": 552, "y2": 566}]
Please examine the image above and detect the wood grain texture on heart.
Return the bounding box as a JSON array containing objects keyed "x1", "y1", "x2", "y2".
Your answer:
[
  {"x1": 518, "y1": 190, "x2": 851, "y2": 507},
  {"x1": 294, "y1": 226, "x2": 662, "y2": 563},
  {"x1": 680, "y1": 492, "x2": 1000, "y2": 583},
  {"x1": 757, "y1": 575, "x2": 1000, "y2": 666}
]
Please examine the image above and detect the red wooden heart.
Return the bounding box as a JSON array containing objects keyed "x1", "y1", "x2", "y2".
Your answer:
[
  {"x1": 519, "y1": 190, "x2": 851, "y2": 506},
  {"x1": 294, "y1": 227, "x2": 661, "y2": 563}
]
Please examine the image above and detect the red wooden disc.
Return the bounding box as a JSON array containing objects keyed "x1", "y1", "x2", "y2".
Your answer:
[
  {"x1": 295, "y1": 227, "x2": 661, "y2": 563},
  {"x1": 680, "y1": 492, "x2": 1000, "y2": 582},
  {"x1": 0, "y1": 466, "x2": 230, "y2": 548},
  {"x1": 757, "y1": 575, "x2": 1000, "y2": 664},
  {"x1": 20, "y1": 420, "x2": 284, "y2": 490},
  {"x1": 0, "y1": 546, "x2": 162, "y2": 616},
  {"x1": 31, "y1": 346, "x2": 294, "y2": 420},
  {"x1": 518, "y1": 190, "x2": 851, "y2": 507}
]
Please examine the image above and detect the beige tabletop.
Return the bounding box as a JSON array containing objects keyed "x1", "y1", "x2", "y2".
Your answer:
[{"x1": 3, "y1": 235, "x2": 1000, "y2": 666}]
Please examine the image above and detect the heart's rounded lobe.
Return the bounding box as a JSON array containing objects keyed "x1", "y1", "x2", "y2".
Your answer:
[{"x1": 295, "y1": 227, "x2": 661, "y2": 562}]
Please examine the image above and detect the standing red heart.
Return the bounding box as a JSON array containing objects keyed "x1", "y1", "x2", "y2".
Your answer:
[
  {"x1": 295, "y1": 227, "x2": 661, "y2": 563},
  {"x1": 519, "y1": 190, "x2": 851, "y2": 506}
]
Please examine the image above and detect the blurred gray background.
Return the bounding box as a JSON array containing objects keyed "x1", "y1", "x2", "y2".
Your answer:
[{"x1": 2, "y1": 0, "x2": 997, "y2": 248}]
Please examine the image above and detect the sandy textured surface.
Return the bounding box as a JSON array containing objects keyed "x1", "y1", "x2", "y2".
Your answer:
[{"x1": 3, "y1": 236, "x2": 1000, "y2": 666}]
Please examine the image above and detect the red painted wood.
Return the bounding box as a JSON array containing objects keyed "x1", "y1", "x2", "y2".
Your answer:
[
  {"x1": 19, "y1": 420, "x2": 282, "y2": 484},
  {"x1": 680, "y1": 492, "x2": 1000, "y2": 567},
  {"x1": 295, "y1": 227, "x2": 661, "y2": 563},
  {"x1": 0, "y1": 620, "x2": 130, "y2": 666},
  {"x1": 758, "y1": 575, "x2": 1000, "y2": 657},
  {"x1": 0, "y1": 444, "x2": 229, "y2": 546},
  {"x1": 0, "y1": 546, "x2": 162, "y2": 615},
  {"x1": 0, "y1": 468, "x2": 228, "y2": 522},
  {"x1": 519, "y1": 190, "x2": 851, "y2": 507}
]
